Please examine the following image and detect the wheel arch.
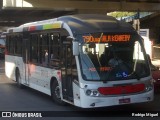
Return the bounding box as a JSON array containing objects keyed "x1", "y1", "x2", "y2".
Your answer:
[
  {"x1": 50, "y1": 77, "x2": 59, "y2": 92},
  {"x1": 50, "y1": 76, "x2": 66, "y2": 105}
]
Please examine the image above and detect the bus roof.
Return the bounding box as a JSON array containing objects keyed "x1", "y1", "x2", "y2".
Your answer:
[
  {"x1": 58, "y1": 14, "x2": 136, "y2": 34},
  {"x1": 7, "y1": 14, "x2": 136, "y2": 35}
]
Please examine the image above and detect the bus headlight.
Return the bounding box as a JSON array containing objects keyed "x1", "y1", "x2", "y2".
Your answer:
[
  {"x1": 85, "y1": 89, "x2": 99, "y2": 97},
  {"x1": 86, "y1": 90, "x2": 92, "y2": 96},
  {"x1": 93, "y1": 91, "x2": 98, "y2": 96}
]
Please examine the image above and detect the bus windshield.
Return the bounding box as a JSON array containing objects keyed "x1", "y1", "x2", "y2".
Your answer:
[{"x1": 78, "y1": 33, "x2": 150, "y2": 81}]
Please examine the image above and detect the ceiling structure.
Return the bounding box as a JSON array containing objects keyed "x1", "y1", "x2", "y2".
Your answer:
[{"x1": 0, "y1": 0, "x2": 160, "y2": 28}]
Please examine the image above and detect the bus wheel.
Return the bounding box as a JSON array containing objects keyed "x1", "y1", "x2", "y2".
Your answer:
[
  {"x1": 51, "y1": 80, "x2": 65, "y2": 105},
  {"x1": 16, "y1": 70, "x2": 23, "y2": 88}
]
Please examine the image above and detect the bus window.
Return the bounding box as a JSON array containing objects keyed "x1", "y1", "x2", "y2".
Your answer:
[
  {"x1": 133, "y1": 41, "x2": 144, "y2": 60},
  {"x1": 30, "y1": 34, "x2": 38, "y2": 63},
  {"x1": 38, "y1": 34, "x2": 42, "y2": 64},
  {"x1": 6, "y1": 36, "x2": 10, "y2": 54},
  {"x1": 15, "y1": 35, "x2": 22, "y2": 55},
  {"x1": 9, "y1": 36, "x2": 15, "y2": 55},
  {"x1": 49, "y1": 33, "x2": 61, "y2": 68},
  {"x1": 40, "y1": 34, "x2": 49, "y2": 66}
]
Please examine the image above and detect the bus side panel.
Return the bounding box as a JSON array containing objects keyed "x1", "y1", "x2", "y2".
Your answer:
[
  {"x1": 73, "y1": 82, "x2": 81, "y2": 107},
  {"x1": 5, "y1": 55, "x2": 16, "y2": 80},
  {"x1": 5, "y1": 55, "x2": 24, "y2": 82},
  {"x1": 27, "y1": 65, "x2": 60, "y2": 96},
  {"x1": 29, "y1": 66, "x2": 51, "y2": 94}
]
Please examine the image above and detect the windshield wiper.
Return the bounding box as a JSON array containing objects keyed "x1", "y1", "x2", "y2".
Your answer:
[{"x1": 133, "y1": 59, "x2": 141, "y2": 80}]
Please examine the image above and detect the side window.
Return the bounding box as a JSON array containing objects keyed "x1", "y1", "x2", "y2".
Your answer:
[
  {"x1": 6, "y1": 34, "x2": 23, "y2": 56},
  {"x1": 49, "y1": 33, "x2": 61, "y2": 67},
  {"x1": 50, "y1": 33, "x2": 60, "y2": 59},
  {"x1": 30, "y1": 34, "x2": 38, "y2": 63},
  {"x1": 133, "y1": 41, "x2": 144, "y2": 60},
  {"x1": 6, "y1": 35, "x2": 10, "y2": 54},
  {"x1": 7, "y1": 35, "x2": 14, "y2": 55},
  {"x1": 29, "y1": 31, "x2": 62, "y2": 68},
  {"x1": 14, "y1": 35, "x2": 22, "y2": 55},
  {"x1": 14, "y1": 36, "x2": 18, "y2": 55},
  {"x1": 39, "y1": 34, "x2": 42, "y2": 64},
  {"x1": 9, "y1": 36, "x2": 15, "y2": 54},
  {"x1": 17, "y1": 35, "x2": 23, "y2": 55},
  {"x1": 40, "y1": 34, "x2": 49, "y2": 66}
]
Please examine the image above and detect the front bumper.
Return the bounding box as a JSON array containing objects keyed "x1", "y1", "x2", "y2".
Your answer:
[{"x1": 78, "y1": 89, "x2": 154, "y2": 108}]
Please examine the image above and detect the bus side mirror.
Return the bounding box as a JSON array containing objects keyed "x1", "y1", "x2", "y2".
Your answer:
[{"x1": 73, "y1": 41, "x2": 79, "y2": 56}]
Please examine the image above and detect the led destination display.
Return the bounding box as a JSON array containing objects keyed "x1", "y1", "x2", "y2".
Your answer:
[{"x1": 83, "y1": 34, "x2": 131, "y2": 43}]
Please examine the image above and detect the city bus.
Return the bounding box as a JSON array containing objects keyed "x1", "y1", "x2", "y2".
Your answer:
[{"x1": 5, "y1": 14, "x2": 154, "y2": 108}]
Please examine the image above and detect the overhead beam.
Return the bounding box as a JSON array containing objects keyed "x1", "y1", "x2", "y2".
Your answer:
[
  {"x1": 3, "y1": 0, "x2": 159, "y2": 12},
  {"x1": 0, "y1": 9, "x2": 76, "y2": 27}
]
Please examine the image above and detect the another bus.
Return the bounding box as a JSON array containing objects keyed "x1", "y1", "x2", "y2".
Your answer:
[{"x1": 5, "y1": 14, "x2": 154, "y2": 108}]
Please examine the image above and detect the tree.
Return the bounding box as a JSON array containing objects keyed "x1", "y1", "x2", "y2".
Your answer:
[{"x1": 108, "y1": 12, "x2": 136, "y2": 18}]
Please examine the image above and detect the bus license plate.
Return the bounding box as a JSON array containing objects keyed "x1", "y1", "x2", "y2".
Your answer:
[{"x1": 119, "y1": 98, "x2": 130, "y2": 104}]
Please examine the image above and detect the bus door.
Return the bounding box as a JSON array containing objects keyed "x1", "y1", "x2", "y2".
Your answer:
[
  {"x1": 61, "y1": 41, "x2": 75, "y2": 102},
  {"x1": 23, "y1": 38, "x2": 30, "y2": 85}
]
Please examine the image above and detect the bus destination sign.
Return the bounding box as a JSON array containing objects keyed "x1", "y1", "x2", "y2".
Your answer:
[{"x1": 83, "y1": 34, "x2": 131, "y2": 43}]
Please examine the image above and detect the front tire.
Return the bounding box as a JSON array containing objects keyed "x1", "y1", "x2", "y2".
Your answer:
[{"x1": 51, "y1": 80, "x2": 65, "y2": 105}]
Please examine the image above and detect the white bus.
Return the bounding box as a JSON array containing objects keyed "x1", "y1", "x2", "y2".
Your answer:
[{"x1": 5, "y1": 14, "x2": 154, "y2": 108}]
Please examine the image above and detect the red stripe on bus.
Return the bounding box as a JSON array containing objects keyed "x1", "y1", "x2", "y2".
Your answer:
[
  {"x1": 98, "y1": 84, "x2": 145, "y2": 95},
  {"x1": 29, "y1": 26, "x2": 36, "y2": 31}
]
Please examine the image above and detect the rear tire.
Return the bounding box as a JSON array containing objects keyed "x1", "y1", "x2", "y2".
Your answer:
[{"x1": 51, "y1": 80, "x2": 66, "y2": 105}]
